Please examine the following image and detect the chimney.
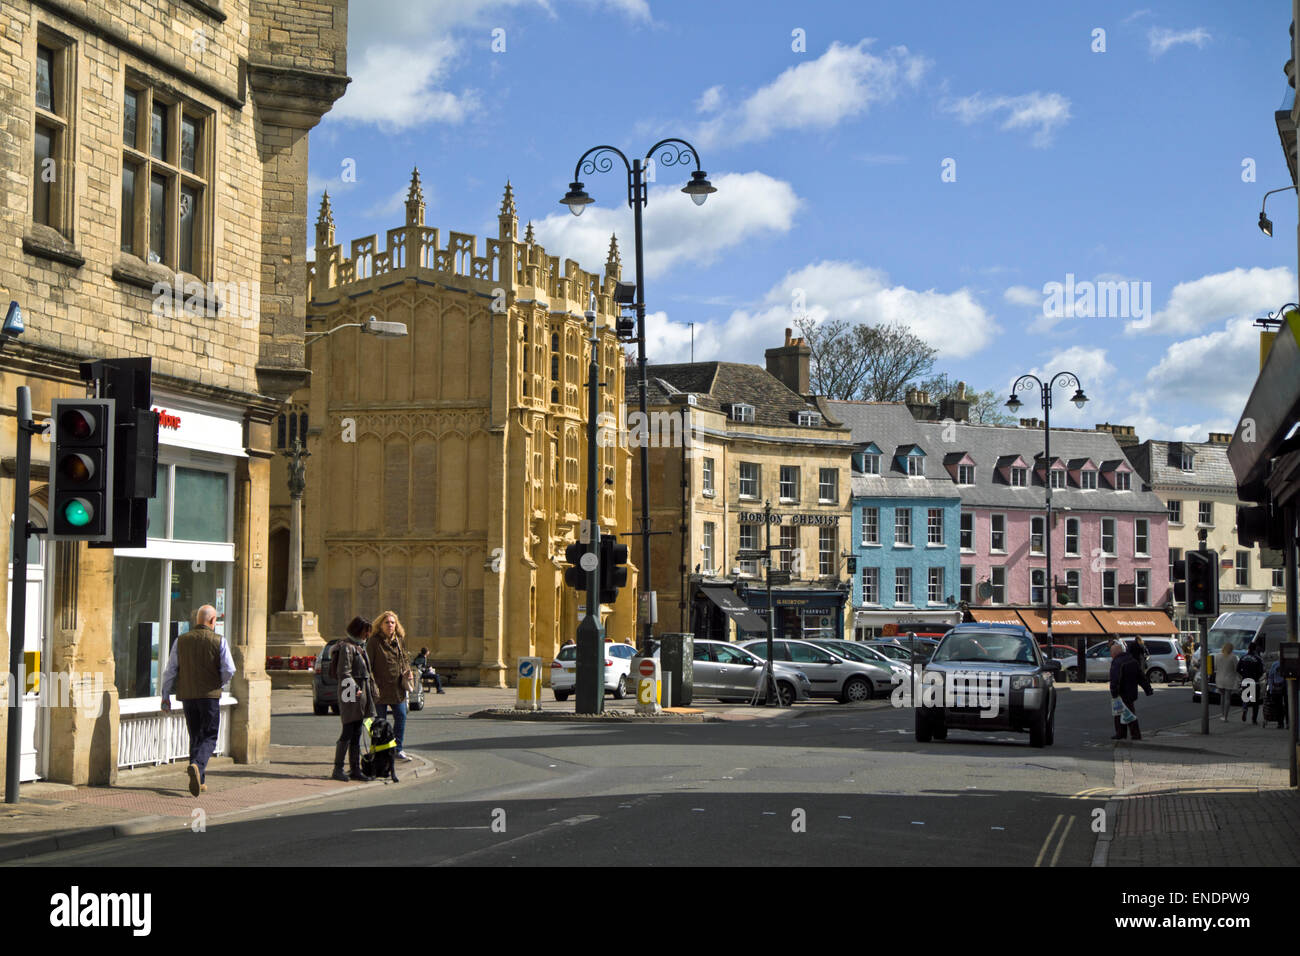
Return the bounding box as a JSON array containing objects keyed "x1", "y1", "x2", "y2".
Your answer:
[
  {"x1": 939, "y1": 380, "x2": 970, "y2": 423},
  {"x1": 1095, "y1": 422, "x2": 1141, "y2": 447},
  {"x1": 905, "y1": 388, "x2": 937, "y2": 421},
  {"x1": 765, "y1": 327, "x2": 811, "y2": 395},
  {"x1": 1020, "y1": 417, "x2": 1040, "y2": 429},
  {"x1": 1206, "y1": 432, "x2": 1232, "y2": 445}
]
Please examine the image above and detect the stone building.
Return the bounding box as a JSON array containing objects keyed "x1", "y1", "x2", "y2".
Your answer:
[
  {"x1": 0, "y1": 0, "x2": 348, "y2": 784},
  {"x1": 632, "y1": 331, "x2": 857, "y2": 642},
  {"x1": 283, "y1": 177, "x2": 637, "y2": 686}
]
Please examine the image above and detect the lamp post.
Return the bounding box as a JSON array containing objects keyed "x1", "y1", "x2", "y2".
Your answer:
[
  {"x1": 559, "y1": 140, "x2": 716, "y2": 655},
  {"x1": 1006, "y1": 372, "x2": 1088, "y2": 680}
]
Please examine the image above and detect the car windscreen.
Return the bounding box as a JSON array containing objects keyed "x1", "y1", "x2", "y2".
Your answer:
[
  {"x1": 816, "y1": 642, "x2": 878, "y2": 665},
  {"x1": 932, "y1": 632, "x2": 1038, "y2": 664},
  {"x1": 868, "y1": 643, "x2": 910, "y2": 661},
  {"x1": 1207, "y1": 628, "x2": 1255, "y2": 654}
]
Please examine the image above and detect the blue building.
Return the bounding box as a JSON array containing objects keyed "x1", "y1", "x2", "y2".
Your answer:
[{"x1": 828, "y1": 402, "x2": 964, "y2": 638}]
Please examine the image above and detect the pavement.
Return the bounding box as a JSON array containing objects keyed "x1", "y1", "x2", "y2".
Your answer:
[{"x1": 0, "y1": 683, "x2": 1296, "y2": 865}]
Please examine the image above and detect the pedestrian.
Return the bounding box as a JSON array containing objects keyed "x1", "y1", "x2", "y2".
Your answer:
[
  {"x1": 1237, "y1": 640, "x2": 1265, "y2": 725},
  {"x1": 368, "y1": 610, "x2": 415, "y2": 761},
  {"x1": 1265, "y1": 660, "x2": 1289, "y2": 729},
  {"x1": 333, "y1": 616, "x2": 377, "y2": 781},
  {"x1": 411, "y1": 646, "x2": 445, "y2": 694},
  {"x1": 160, "y1": 605, "x2": 235, "y2": 796},
  {"x1": 1214, "y1": 642, "x2": 1240, "y2": 722},
  {"x1": 1110, "y1": 639, "x2": 1153, "y2": 740}
]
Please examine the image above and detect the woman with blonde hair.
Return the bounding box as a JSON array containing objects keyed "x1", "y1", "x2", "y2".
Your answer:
[
  {"x1": 367, "y1": 610, "x2": 415, "y2": 761},
  {"x1": 1214, "y1": 642, "x2": 1240, "y2": 722}
]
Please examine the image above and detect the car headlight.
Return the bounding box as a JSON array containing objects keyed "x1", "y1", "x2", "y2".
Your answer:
[{"x1": 1011, "y1": 675, "x2": 1040, "y2": 690}]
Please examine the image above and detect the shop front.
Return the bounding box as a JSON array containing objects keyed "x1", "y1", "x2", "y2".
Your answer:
[
  {"x1": 1093, "y1": 610, "x2": 1178, "y2": 640},
  {"x1": 735, "y1": 584, "x2": 850, "y2": 642},
  {"x1": 1016, "y1": 608, "x2": 1106, "y2": 648},
  {"x1": 111, "y1": 392, "x2": 245, "y2": 768},
  {"x1": 854, "y1": 607, "x2": 962, "y2": 640}
]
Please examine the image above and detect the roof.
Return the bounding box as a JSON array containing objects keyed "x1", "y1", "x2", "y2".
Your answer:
[
  {"x1": 639, "y1": 362, "x2": 838, "y2": 431},
  {"x1": 828, "y1": 401, "x2": 962, "y2": 501},
  {"x1": 1126, "y1": 439, "x2": 1238, "y2": 493}
]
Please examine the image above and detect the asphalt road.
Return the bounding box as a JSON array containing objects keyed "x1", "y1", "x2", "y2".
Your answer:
[{"x1": 21, "y1": 681, "x2": 1198, "y2": 867}]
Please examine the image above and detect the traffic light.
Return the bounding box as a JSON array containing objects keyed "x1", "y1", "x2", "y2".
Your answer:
[
  {"x1": 599, "y1": 536, "x2": 628, "y2": 604},
  {"x1": 83, "y1": 358, "x2": 159, "y2": 548},
  {"x1": 1172, "y1": 557, "x2": 1187, "y2": 604},
  {"x1": 564, "y1": 541, "x2": 592, "y2": 591},
  {"x1": 50, "y1": 398, "x2": 115, "y2": 540},
  {"x1": 1185, "y1": 550, "x2": 1219, "y2": 617},
  {"x1": 615, "y1": 314, "x2": 636, "y2": 340},
  {"x1": 1237, "y1": 504, "x2": 1282, "y2": 550}
]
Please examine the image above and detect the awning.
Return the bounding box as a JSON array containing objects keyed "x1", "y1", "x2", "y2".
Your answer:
[
  {"x1": 1016, "y1": 608, "x2": 1104, "y2": 635},
  {"x1": 1093, "y1": 610, "x2": 1177, "y2": 636},
  {"x1": 700, "y1": 587, "x2": 769, "y2": 633},
  {"x1": 969, "y1": 609, "x2": 1025, "y2": 625}
]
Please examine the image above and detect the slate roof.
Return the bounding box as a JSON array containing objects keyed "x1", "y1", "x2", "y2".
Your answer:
[
  {"x1": 1125, "y1": 439, "x2": 1238, "y2": 493},
  {"x1": 639, "y1": 362, "x2": 841, "y2": 431},
  {"x1": 827, "y1": 401, "x2": 962, "y2": 500}
]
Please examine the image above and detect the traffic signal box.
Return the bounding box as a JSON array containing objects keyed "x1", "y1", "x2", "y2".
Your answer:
[
  {"x1": 84, "y1": 358, "x2": 159, "y2": 548},
  {"x1": 1183, "y1": 550, "x2": 1219, "y2": 618},
  {"x1": 564, "y1": 541, "x2": 591, "y2": 591},
  {"x1": 599, "y1": 536, "x2": 628, "y2": 604},
  {"x1": 50, "y1": 398, "x2": 115, "y2": 540}
]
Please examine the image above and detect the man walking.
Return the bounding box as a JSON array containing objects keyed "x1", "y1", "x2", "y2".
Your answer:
[
  {"x1": 1110, "y1": 639, "x2": 1154, "y2": 740},
  {"x1": 161, "y1": 605, "x2": 235, "y2": 796}
]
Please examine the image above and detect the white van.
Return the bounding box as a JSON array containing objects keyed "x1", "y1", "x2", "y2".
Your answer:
[{"x1": 1191, "y1": 612, "x2": 1289, "y2": 701}]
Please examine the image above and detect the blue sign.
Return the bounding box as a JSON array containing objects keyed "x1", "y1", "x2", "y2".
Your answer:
[{"x1": 519, "y1": 661, "x2": 534, "y2": 678}]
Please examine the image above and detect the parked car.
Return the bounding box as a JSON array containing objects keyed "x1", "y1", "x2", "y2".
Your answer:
[
  {"x1": 662, "y1": 640, "x2": 812, "y2": 706},
  {"x1": 312, "y1": 639, "x2": 341, "y2": 715},
  {"x1": 1078, "y1": 638, "x2": 1188, "y2": 684},
  {"x1": 550, "y1": 640, "x2": 638, "y2": 701},
  {"x1": 866, "y1": 638, "x2": 939, "y2": 665},
  {"x1": 810, "y1": 639, "x2": 915, "y2": 684},
  {"x1": 914, "y1": 622, "x2": 1060, "y2": 748},
  {"x1": 740, "y1": 638, "x2": 892, "y2": 703},
  {"x1": 1192, "y1": 612, "x2": 1288, "y2": 703}
]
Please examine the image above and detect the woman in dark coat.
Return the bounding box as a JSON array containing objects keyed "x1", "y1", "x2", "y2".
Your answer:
[
  {"x1": 1110, "y1": 640, "x2": 1154, "y2": 740},
  {"x1": 332, "y1": 616, "x2": 378, "y2": 781}
]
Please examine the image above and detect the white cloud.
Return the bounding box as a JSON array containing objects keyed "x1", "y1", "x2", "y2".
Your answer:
[
  {"x1": 1148, "y1": 27, "x2": 1210, "y2": 57},
  {"x1": 1124, "y1": 266, "x2": 1294, "y2": 336},
  {"x1": 696, "y1": 85, "x2": 724, "y2": 114},
  {"x1": 1003, "y1": 285, "x2": 1041, "y2": 307},
  {"x1": 942, "y1": 91, "x2": 1071, "y2": 147},
  {"x1": 1144, "y1": 317, "x2": 1260, "y2": 416},
  {"x1": 1122, "y1": 9, "x2": 1152, "y2": 24},
  {"x1": 531, "y1": 171, "x2": 799, "y2": 281},
  {"x1": 694, "y1": 41, "x2": 931, "y2": 149},
  {"x1": 331, "y1": 38, "x2": 480, "y2": 130}
]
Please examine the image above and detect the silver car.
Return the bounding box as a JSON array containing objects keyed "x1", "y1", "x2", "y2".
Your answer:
[
  {"x1": 741, "y1": 638, "x2": 891, "y2": 703},
  {"x1": 1080, "y1": 638, "x2": 1187, "y2": 683},
  {"x1": 810, "y1": 639, "x2": 916, "y2": 685},
  {"x1": 662, "y1": 640, "x2": 811, "y2": 706}
]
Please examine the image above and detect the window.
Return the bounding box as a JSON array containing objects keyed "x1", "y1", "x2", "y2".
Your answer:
[
  {"x1": 1080, "y1": 470, "x2": 1098, "y2": 490},
  {"x1": 275, "y1": 411, "x2": 309, "y2": 450},
  {"x1": 960, "y1": 566, "x2": 973, "y2": 604},
  {"x1": 990, "y1": 566, "x2": 1006, "y2": 603},
  {"x1": 927, "y1": 508, "x2": 944, "y2": 545},
  {"x1": 895, "y1": 568, "x2": 913, "y2": 605},
  {"x1": 1134, "y1": 519, "x2": 1149, "y2": 557},
  {"x1": 1134, "y1": 570, "x2": 1149, "y2": 606},
  {"x1": 1198, "y1": 501, "x2": 1213, "y2": 526},
  {"x1": 1167, "y1": 500, "x2": 1182, "y2": 524},
  {"x1": 1049, "y1": 468, "x2": 1066, "y2": 489},
  {"x1": 960, "y1": 512, "x2": 973, "y2": 551},
  {"x1": 1030, "y1": 516, "x2": 1045, "y2": 554},
  {"x1": 957, "y1": 464, "x2": 975, "y2": 485},
  {"x1": 906, "y1": 455, "x2": 924, "y2": 477},
  {"x1": 1236, "y1": 551, "x2": 1249, "y2": 588},
  {"x1": 779, "y1": 465, "x2": 799, "y2": 502},
  {"x1": 701, "y1": 522, "x2": 714, "y2": 573},
  {"x1": 33, "y1": 35, "x2": 74, "y2": 235},
  {"x1": 1065, "y1": 518, "x2": 1079, "y2": 556},
  {"x1": 797, "y1": 411, "x2": 822, "y2": 427},
  {"x1": 701, "y1": 457, "x2": 714, "y2": 497},
  {"x1": 895, "y1": 508, "x2": 912, "y2": 546},
  {"x1": 1010, "y1": 467, "x2": 1027, "y2": 487},
  {"x1": 1114, "y1": 471, "x2": 1131, "y2": 491},
  {"x1": 1169, "y1": 547, "x2": 1181, "y2": 585},
  {"x1": 729, "y1": 403, "x2": 754, "y2": 423},
  {"x1": 779, "y1": 526, "x2": 797, "y2": 572},
  {"x1": 1101, "y1": 517, "x2": 1115, "y2": 556},
  {"x1": 1180, "y1": 452, "x2": 1194, "y2": 471},
  {"x1": 819, "y1": 527, "x2": 835, "y2": 576},
  {"x1": 1103, "y1": 570, "x2": 1117, "y2": 606},
  {"x1": 122, "y1": 80, "x2": 211, "y2": 275},
  {"x1": 861, "y1": 567, "x2": 880, "y2": 604},
  {"x1": 861, "y1": 507, "x2": 879, "y2": 546},
  {"x1": 862, "y1": 453, "x2": 881, "y2": 475},
  {"x1": 1065, "y1": 570, "x2": 1080, "y2": 604},
  {"x1": 990, "y1": 514, "x2": 1006, "y2": 552},
  {"x1": 1274, "y1": 569, "x2": 1285, "y2": 589},
  {"x1": 818, "y1": 468, "x2": 837, "y2": 503},
  {"x1": 550, "y1": 333, "x2": 559, "y2": 382},
  {"x1": 739, "y1": 524, "x2": 759, "y2": 575},
  {"x1": 739, "y1": 462, "x2": 759, "y2": 498},
  {"x1": 928, "y1": 567, "x2": 944, "y2": 604},
  {"x1": 1031, "y1": 568, "x2": 1046, "y2": 605}
]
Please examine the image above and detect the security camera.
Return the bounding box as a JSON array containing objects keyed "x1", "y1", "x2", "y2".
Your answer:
[{"x1": 2, "y1": 301, "x2": 23, "y2": 338}]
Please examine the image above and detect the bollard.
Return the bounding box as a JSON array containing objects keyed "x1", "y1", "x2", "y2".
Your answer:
[
  {"x1": 630, "y1": 655, "x2": 661, "y2": 715},
  {"x1": 516, "y1": 657, "x2": 543, "y2": 711}
]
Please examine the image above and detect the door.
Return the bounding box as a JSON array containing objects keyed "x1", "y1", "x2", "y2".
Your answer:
[
  {"x1": 712, "y1": 643, "x2": 763, "y2": 696},
  {"x1": 7, "y1": 513, "x2": 47, "y2": 781}
]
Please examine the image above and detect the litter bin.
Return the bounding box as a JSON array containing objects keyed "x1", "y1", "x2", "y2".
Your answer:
[{"x1": 658, "y1": 633, "x2": 694, "y2": 707}]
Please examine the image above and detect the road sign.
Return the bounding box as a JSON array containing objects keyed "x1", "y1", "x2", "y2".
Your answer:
[
  {"x1": 768, "y1": 570, "x2": 791, "y2": 585},
  {"x1": 736, "y1": 549, "x2": 768, "y2": 560},
  {"x1": 639, "y1": 659, "x2": 656, "y2": 677},
  {"x1": 580, "y1": 551, "x2": 599, "y2": 572}
]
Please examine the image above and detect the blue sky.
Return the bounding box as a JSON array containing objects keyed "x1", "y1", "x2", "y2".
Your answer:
[{"x1": 308, "y1": 0, "x2": 1294, "y2": 442}]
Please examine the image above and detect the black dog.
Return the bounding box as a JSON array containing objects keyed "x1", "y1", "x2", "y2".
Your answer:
[{"x1": 360, "y1": 717, "x2": 400, "y2": 783}]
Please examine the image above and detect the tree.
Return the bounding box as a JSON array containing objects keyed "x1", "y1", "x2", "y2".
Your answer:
[{"x1": 796, "y1": 316, "x2": 937, "y2": 402}]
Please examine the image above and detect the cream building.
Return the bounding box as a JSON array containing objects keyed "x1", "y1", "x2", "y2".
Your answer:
[
  {"x1": 0, "y1": 0, "x2": 348, "y2": 785},
  {"x1": 282, "y1": 176, "x2": 637, "y2": 686}
]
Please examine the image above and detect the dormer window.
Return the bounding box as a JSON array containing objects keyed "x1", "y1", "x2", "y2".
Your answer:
[
  {"x1": 1080, "y1": 470, "x2": 1098, "y2": 489},
  {"x1": 1180, "y1": 453, "x2": 1194, "y2": 472},
  {"x1": 1010, "y1": 467, "x2": 1027, "y2": 487},
  {"x1": 897, "y1": 445, "x2": 925, "y2": 477},
  {"x1": 862, "y1": 453, "x2": 880, "y2": 474},
  {"x1": 729, "y1": 403, "x2": 754, "y2": 423},
  {"x1": 906, "y1": 456, "x2": 924, "y2": 477},
  {"x1": 957, "y1": 464, "x2": 975, "y2": 485},
  {"x1": 1115, "y1": 471, "x2": 1131, "y2": 491},
  {"x1": 1049, "y1": 469, "x2": 1066, "y2": 489},
  {"x1": 796, "y1": 410, "x2": 822, "y2": 427}
]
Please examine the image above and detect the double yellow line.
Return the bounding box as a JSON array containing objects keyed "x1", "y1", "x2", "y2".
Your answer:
[{"x1": 1034, "y1": 813, "x2": 1075, "y2": 867}]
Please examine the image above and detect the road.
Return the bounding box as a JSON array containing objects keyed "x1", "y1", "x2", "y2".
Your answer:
[{"x1": 21, "y1": 682, "x2": 1196, "y2": 867}]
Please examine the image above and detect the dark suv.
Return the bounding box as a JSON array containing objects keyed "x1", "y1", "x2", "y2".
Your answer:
[{"x1": 913, "y1": 623, "x2": 1060, "y2": 748}]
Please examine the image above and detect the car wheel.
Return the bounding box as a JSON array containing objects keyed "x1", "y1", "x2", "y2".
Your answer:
[
  {"x1": 1147, "y1": 668, "x2": 1167, "y2": 684},
  {"x1": 1029, "y1": 709, "x2": 1047, "y2": 748},
  {"x1": 777, "y1": 681, "x2": 797, "y2": 707},
  {"x1": 554, "y1": 691, "x2": 570, "y2": 702},
  {"x1": 1065, "y1": 667, "x2": 1079, "y2": 682},
  {"x1": 1044, "y1": 711, "x2": 1056, "y2": 746},
  {"x1": 840, "y1": 676, "x2": 873, "y2": 704},
  {"x1": 313, "y1": 702, "x2": 329, "y2": 716},
  {"x1": 933, "y1": 720, "x2": 948, "y2": 740},
  {"x1": 915, "y1": 710, "x2": 933, "y2": 742},
  {"x1": 613, "y1": 675, "x2": 628, "y2": 700}
]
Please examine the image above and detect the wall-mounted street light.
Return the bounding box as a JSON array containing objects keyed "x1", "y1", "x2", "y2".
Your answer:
[
  {"x1": 558, "y1": 138, "x2": 716, "y2": 655},
  {"x1": 1258, "y1": 184, "x2": 1298, "y2": 237},
  {"x1": 305, "y1": 314, "x2": 408, "y2": 345}
]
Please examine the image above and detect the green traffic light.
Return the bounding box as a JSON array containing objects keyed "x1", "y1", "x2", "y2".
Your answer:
[{"x1": 63, "y1": 499, "x2": 92, "y2": 527}]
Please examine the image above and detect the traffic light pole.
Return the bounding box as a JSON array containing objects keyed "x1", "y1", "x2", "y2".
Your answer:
[
  {"x1": 6, "y1": 387, "x2": 46, "y2": 804},
  {"x1": 1199, "y1": 540, "x2": 1210, "y2": 736},
  {"x1": 576, "y1": 304, "x2": 604, "y2": 715}
]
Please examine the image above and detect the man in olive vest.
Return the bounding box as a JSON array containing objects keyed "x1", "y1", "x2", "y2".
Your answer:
[{"x1": 161, "y1": 605, "x2": 236, "y2": 796}]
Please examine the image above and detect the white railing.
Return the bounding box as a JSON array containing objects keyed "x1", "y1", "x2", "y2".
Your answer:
[{"x1": 117, "y1": 694, "x2": 238, "y2": 769}]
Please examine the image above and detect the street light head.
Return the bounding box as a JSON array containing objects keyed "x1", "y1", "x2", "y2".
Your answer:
[
  {"x1": 1259, "y1": 211, "x2": 1274, "y2": 237},
  {"x1": 364, "y1": 316, "x2": 408, "y2": 338},
  {"x1": 1071, "y1": 388, "x2": 1088, "y2": 409},
  {"x1": 1005, "y1": 393, "x2": 1023, "y2": 413},
  {"x1": 681, "y1": 170, "x2": 717, "y2": 206},
  {"x1": 560, "y1": 181, "x2": 593, "y2": 216}
]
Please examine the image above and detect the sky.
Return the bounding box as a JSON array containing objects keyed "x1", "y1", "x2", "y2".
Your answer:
[{"x1": 307, "y1": 0, "x2": 1295, "y2": 444}]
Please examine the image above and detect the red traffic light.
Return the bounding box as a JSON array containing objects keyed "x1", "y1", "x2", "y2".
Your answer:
[{"x1": 58, "y1": 408, "x2": 96, "y2": 440}]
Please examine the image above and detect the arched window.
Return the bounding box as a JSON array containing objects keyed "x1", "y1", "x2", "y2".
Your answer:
[
  {"x1": 276, "y1": 414, "x2": 286, "y2": 449},
  {"x1": 551, "y1": 332, "x2": 559, "y2": 381}
]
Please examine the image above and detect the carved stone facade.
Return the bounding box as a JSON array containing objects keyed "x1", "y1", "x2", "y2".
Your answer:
[{"x1": 282, "y1": 177, "x2": 637, "y2": 686}]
